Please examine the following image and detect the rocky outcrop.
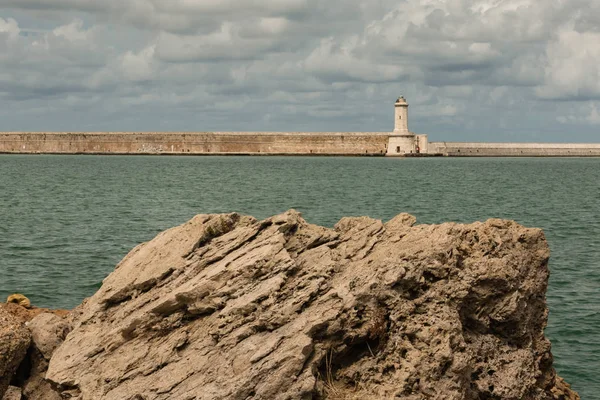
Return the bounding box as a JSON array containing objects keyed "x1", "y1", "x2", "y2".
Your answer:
[
  {"x1": 0, "y1": 305, "x2": 31, "y2": 398},
  {"x1": 36, "y1": 211, "x2": 578, "y2": 399},
  {"x1": 0, "y1": 301, "x2": 71, "y2": 400},
  {"x1": 20, "y1": 313, "x2": 70, "y2": 400},
  {"x1": 551, "y1": 377, "x2": 580, "y2": 400},
  {"x1": 0, "y1": 302, "x2": 69, "y2": 325}
]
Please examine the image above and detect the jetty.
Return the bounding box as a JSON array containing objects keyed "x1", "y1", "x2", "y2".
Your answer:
[{"x1": 2, "y1": 98, "x2": 600, "y2": 157}]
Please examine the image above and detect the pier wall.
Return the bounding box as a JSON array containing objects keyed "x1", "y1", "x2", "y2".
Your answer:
[
  {"x1": 0, "y1": 132, "x2": 389, "y2": 156},
  {"x1": 429, "y1": 142, "x2": 600, "y2": 157},
  {"x1": 3, "y1": 132, "x2": 600, "y2": 157}
]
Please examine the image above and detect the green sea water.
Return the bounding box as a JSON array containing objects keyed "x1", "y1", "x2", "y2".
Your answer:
[{"x1": 1, "y1": 155, "x2": 598, "y2": 397}]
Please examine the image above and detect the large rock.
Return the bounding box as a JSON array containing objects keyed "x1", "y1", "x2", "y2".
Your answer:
[
  {"x1": 0, "y1": 306, "x2": 31, "y2": 398},
  {"x1": 46, "y1": 211, "x2": 579, "y2": 399}
]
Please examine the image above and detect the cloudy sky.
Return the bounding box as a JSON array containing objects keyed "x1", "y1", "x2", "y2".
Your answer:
[{"x1": 1, "y1": 0, "x2": 599, "y2": 141}]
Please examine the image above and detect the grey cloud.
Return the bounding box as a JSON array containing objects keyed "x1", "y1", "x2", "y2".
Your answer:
[
  {"x1": 0, "y1": 0, "x2": 107, "y2": 12},
  {"x1": 1, "y1": 1, "x2": 600, "y2": 139},
  {"x1": 0, "y1": 0, "x2": 317, "y2": 34},
  {"x1": 154, "y1": 26, "x2": 289, "y2": 63}
]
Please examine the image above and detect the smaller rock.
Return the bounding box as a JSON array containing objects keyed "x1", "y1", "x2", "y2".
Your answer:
[
  {"x1": 0, "y1": 307, "x2": 31, "y2": 398},
  {"x1": 1, "y1": 386, "x2": 21, "y2": 400},
  {"x1": 551, "y1": 376, "x2": 580, "y2": 400},
  {"x1": 0, "y1": 303, "x2": 69, "y2": 325},
  {"x1": 6, "y1": 294, "x2": 30, "y2": 309},
  {"x1": 22, "y1": 368, "x2": 62, "y2": 400},
  {"x1": 28, "y1": 313, "x2": 70, "y2": 360},
  {"x1": 385, "y1": 212, "x2": 417, "y2": 232},
  {"x1": 0, "y1": 304, "x2": 69, "y2": 400},
  {"x1": 22, "y1": 312, "x2": 70, "y2": 400}
]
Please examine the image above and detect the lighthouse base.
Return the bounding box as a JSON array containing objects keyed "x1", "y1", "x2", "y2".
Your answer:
[{"x1": 387, "y1": 134, "x2": 428, "y2": 156}]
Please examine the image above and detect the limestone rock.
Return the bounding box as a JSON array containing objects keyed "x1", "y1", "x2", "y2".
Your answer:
[
  {"x1": 21, "y1": 349, "x2": 62, "y2": 400},
  {"x1": 46, "y1": 211, "x2": 579, "y2": 399},
  {"x1": 1, "y1": 386, "x2": 21, "y2": 400},
  {"x1": 0, "y1": 306, "x2": 31, "y2": 398},
  {"x1": 28, "y1": 313, "x2": 71, "y2": 360},
  {"x1": 550, "y1": 376, "x2": 580, "y2": 400},
  {"x1": 0, "y1": 303, "x2": 70, "y2": 399},
  {"x1": 19, "y1": 313, "x2": 70, "y2": 400},
  {"x1": 0, "y1": 302, "x2": 69, "y2": 325}
]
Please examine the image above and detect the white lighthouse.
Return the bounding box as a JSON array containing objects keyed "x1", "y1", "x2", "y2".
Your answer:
[
  {"x1": 388, "y1": 96, "x2": 428, "y2": 155},
  {"x1": 394, "y1": 96, "x2": 410, "y2": 134}
]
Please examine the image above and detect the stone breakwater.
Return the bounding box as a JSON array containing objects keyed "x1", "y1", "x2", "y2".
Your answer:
[
  {"x1": 0, "y1": 132, "x2": 389, "y2": 156},
  {"x1": 427, "y1": 142, "x2": 600, "y2": 157},
  {"x1": 0, "y1": 211, "x2": 581, "y2": 399},
  {"x1": 3, "y1": 131, "x2": 600, "y2": 157}
]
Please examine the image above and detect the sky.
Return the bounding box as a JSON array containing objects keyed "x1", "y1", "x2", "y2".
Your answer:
[{"x1": 1, "y1": 0, "x2": 600, "y2": 142}]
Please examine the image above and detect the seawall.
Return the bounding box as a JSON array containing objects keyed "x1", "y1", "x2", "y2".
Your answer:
[
  {"x1": 0, "y1": 132, "x2": 389, "y2": 156},
  {"x1": 3, "y1": 132, "x2": 600, "y2": 157},
  {"x1": 430, "y1": 142, "x2": 600, "y2": 157}
]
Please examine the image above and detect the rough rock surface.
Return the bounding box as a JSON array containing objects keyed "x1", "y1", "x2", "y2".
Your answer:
[
  {"x1": 45, "y1": 211, "x2": 579, "y2": 399},
  {"x1": 2, "y1": 386, "x2": 22, "y2": 400},
  {"x1": 0, "y1": 306, "x2": 31, "y2": 398},
  {"x1": 0, "y1": 303, "x2": 68, "y2": 400},
  {"x1": 20, "y1": 313, "x2": 70, "y2": 400},
  {"x1": 0, "y1": 302, "x2": 69, "y2": 325},
  {"x1": 28, "y1": 313, "x2": 71, "y2": 361}
]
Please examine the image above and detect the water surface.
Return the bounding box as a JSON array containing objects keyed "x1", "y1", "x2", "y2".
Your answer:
[{"x1": 0, "y1": 155, "x2": 598, "y2": 397}]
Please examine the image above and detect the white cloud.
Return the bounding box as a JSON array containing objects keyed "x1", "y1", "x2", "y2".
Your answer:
[
  {"x1": 121, "y1": 46, "x2": 155, "y2": 81},
  {"x1": 556, "y1": 102, "x2": 600, "y2": 125},
  {"x1": 0, "y1": 17, "x2": 20, "y2": 39},
  {"x1": 303, "y1": 37, "x2": 410, "y2": 83},
  {"x1": 536, "y1": 29, "x2": 600, "y2": 100},
  {"x1": 587, "y1": 104, "x2": 600, "y2": 124},
  {"x1": 52, "y1": 19, "x2": 89, "y2": 41}
]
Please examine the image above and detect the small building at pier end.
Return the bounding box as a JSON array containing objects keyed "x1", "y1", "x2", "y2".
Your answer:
[{"x1": 387, "y1": 96, "x2": 429, "y2": 156}]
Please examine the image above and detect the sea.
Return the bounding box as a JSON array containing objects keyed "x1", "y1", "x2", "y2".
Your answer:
[{"x1": 1, "y1": 155, "x2": 598, "y2": 397}]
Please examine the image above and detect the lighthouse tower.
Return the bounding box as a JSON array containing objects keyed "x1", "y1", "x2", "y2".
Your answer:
[
  {"x1": 388, "y1": 96, "x2": 427, "y2": 156},
  {"x1": 394, "y1": 96, "x2": 410, "y2": 134}
]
